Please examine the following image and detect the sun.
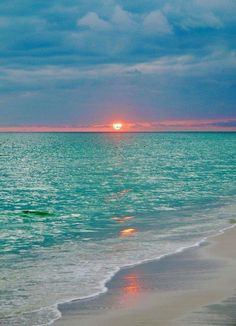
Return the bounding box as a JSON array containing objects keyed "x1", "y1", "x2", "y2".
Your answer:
[{"x1": 112, "y1": 122, "x2": 123, "y2": 131}]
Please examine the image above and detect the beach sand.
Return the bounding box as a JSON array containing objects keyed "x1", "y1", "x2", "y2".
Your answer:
[{"x1": 55, "y1": 226, "x2": 236, "y2": 326}]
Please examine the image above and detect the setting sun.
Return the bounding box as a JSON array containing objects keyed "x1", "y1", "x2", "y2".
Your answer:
[{"x1": 112, "y1": 122, "x2": 123, "y2": 131}]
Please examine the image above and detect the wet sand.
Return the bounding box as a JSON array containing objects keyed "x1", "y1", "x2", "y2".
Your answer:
[{"x1": 55, "y1": 226, "x2": 236, "y2": 326}]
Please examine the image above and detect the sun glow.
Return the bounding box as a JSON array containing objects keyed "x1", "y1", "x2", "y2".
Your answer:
[{"x1": 112, "y1": 122, "x2": 123, "y2": 130}]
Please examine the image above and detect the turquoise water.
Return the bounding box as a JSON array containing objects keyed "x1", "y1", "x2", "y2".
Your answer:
[{"x1": 1, "y1": 132, "x2": 236, "y2": 325}]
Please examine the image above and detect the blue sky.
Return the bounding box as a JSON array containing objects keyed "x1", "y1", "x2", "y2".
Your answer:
[{"x1": 0, "y1": 0, "x2": 236, "y2": 129}]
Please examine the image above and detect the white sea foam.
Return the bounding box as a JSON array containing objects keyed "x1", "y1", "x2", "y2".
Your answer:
[
  {"x1": 3, "y1": 204, "x2": 235, "y2": 326},
  {"x1": 2, "y1": 207, "x2": 236, "y2": 326}
]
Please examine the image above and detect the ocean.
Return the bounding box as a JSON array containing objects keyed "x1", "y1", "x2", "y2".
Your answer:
[{"x1": 1, "y1": 132, "x2": 236, "y2": 325}]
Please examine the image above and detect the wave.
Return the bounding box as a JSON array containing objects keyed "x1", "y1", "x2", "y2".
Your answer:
[{"x1": 1, "y1": 200, "x2": 236, "y2": 325}]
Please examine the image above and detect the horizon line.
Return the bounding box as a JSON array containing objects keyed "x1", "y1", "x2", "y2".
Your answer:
[
  {"x1": 0, "y1": 118, "x2": 236, "y2": 132},
  {"x1": 0, "y1": 128, "x2": 236, "y2": 134}
]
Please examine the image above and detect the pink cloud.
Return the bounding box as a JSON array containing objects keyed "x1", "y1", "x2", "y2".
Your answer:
[{"x1": 0, "y1": 118, "x2": 236, "y2": 132}]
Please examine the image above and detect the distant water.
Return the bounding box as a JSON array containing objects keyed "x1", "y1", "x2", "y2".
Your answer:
[{"x1": 1, "y1": 132, "x2": 236, "y2": 325}]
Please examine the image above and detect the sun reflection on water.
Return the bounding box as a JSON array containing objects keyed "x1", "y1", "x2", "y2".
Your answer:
[
  {"x1": 113, "y1": 216, "x2": 134, "y2": 223},
  {"x1": 123, "y1": 273, "x2": 141, "y2": 296},
  {"x1": 119, "y1": 228, "x2": 138, "y2": 237}
]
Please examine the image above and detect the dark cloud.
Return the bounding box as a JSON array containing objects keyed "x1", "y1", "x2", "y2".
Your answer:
[{"x1": 0, "y1": 0, "x2": 235, "y2": 126}]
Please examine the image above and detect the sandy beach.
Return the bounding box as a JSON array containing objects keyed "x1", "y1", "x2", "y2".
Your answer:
[{"x1": 55, "y1": 226, "x2": 236, "y2": 326}]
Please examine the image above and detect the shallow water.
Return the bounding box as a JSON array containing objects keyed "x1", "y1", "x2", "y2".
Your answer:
[{"x1": 0, "y1": 132, "x2": 236, "y2": 325}]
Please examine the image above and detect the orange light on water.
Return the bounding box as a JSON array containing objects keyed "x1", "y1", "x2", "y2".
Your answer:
[
  {"x1": 112, "y1": 122, "x2": 123, "y2": 130},
  {"x1": 113, "y1": 216, "x2": 134, "y2": 223},
  {"x1": 120, "y1": 228, "x2": 138, "y2": 237},
  {"x1": 123, "y1": 273, "x2": 141, "y2": 296}
]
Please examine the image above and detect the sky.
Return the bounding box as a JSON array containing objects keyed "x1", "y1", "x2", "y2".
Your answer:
[{"x1": 0, "y1": 0, "x2": 236, "y2": 131}]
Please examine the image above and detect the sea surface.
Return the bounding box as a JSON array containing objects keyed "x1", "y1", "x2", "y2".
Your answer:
[{"x1": 1, "y1": 132, "x2": 236, "y2": 325}]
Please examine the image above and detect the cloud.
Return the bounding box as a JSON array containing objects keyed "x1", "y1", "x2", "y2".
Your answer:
[
  {"x1": 77, "y1": 12, "x2": 111, "y2": 31},
  {"x1": 163, "y1": 0, "x2": 236, "y2": 30},
  {"x1": 0, "y1": 0, "x2": 235, "y2": 126},
  {"x1": 133, "y1": 118, "x2": 236, "y2": 131},
  {"x1": 180, "y1": 12, "x2": 222, "y2": 30},
  {"x1": 1, "y1": 0, "x2": 235, "y2": 64},
  {"x1": 111, "y1": 5, "x2": 136, "y2": 31},
  {"x1": 1, "y1": 118, "x2": 236, "y2": 132},
  {"x1": 1, "y1": 50, "x2": 235, "y2": 91},
  {"x1": 194, "y1": 0, "x2": 236, "y2": 12},
  {"x1": 143, "y1": 10, "x2": 173, "y2": 35}
]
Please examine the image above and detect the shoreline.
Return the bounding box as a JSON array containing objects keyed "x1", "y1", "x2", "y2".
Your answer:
[{"x1": 54, "y1": 224, "x2": 236, "y2": 326}]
